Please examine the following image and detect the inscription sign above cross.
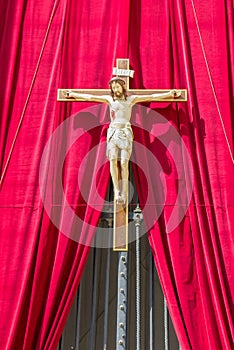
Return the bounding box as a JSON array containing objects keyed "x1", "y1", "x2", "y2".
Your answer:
[{"x1": 57, "y1": 58, "x2": 187, "y2": 251}]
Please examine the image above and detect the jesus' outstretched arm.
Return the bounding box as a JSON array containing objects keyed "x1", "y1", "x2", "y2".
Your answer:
[
  {"x1": 130, "y1": 89, "x2": 181, "y2": 105},
  {"x1": 63, "y1": 90, "x2": 110, "y2": 104}
]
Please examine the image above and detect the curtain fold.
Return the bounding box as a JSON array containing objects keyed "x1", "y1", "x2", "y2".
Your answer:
[{"x1": 0, "y1": 0, "x2": 233, "y2": 349}]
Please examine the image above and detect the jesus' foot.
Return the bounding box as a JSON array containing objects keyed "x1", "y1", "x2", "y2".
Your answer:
[{"x1": 115, "y1": 191, "x2": 125, "y2": 204}]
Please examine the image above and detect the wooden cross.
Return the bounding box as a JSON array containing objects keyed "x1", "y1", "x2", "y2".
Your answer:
[{"x1": 57, "y1": 59, "x2": 187, "y2": 251}]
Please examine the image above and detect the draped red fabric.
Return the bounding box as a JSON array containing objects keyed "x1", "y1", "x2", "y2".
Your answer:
[{"x1": 0, "y1": 1, "x2": 233, "y2": 350}]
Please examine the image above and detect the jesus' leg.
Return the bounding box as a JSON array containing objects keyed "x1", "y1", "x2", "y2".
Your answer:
[
  {"x1": 110, "y1": 159, "x2": 121, "y2": 201},
  {"x1": 120, "y1": 159, "x2": 129, "y2": 204}
]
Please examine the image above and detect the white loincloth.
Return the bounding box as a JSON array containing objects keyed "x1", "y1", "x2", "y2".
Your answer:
[{"x1": 106, "y1": 123, "x2": 133, "y2": 160}]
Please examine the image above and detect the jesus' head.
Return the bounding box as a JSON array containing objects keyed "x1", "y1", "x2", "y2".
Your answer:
[{"x1": 109, "y1": 77, "x2": 127, "y2": 100}]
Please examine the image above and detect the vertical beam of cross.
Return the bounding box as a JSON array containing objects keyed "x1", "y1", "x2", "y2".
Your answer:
[{"x1": 112, "y1": 59, "x2": 131, "y2": 251}]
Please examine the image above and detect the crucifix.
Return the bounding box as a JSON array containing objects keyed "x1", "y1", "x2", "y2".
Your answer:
[
  {"x1": 57, "y1": 58, "x2": 187, "y2": 252},
  {"x1": 58, "y1": 58, "x2": 187, "y2": 349}
]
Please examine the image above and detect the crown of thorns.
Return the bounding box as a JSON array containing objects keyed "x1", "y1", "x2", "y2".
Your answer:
[{"x1": 108, "y1": 77, "x2": 126, "y2": 85}]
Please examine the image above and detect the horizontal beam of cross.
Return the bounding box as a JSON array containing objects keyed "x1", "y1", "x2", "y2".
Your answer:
[{"x1": 57, "y1": 89, "x2": 187, "y2": 102}]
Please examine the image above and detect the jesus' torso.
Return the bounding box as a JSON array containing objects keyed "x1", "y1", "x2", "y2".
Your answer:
[{"x1": 105, "y1": 96, "x2": 135, "y2": 127}]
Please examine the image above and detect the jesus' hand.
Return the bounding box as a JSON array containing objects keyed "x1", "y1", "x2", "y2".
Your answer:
[
  {"x1": 170, "y1": 89, "x2": 182, "y2": 98},
  {"x1": 63, "y1": 90, "x2": 73, "y2": 98}
]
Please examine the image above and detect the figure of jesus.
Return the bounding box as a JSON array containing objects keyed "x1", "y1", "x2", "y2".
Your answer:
[{"x1": 64, "y1": 78, "x2": 181, "y2": 204}]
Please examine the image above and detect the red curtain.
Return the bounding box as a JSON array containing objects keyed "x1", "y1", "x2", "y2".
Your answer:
[{"x1": 0, "y1": 0, "x2": 233, "y2": 349}]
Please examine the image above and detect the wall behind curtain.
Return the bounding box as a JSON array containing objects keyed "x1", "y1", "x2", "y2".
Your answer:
[{"x1": 0, "y1": 0, "x2": 233, "y2": 349}]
